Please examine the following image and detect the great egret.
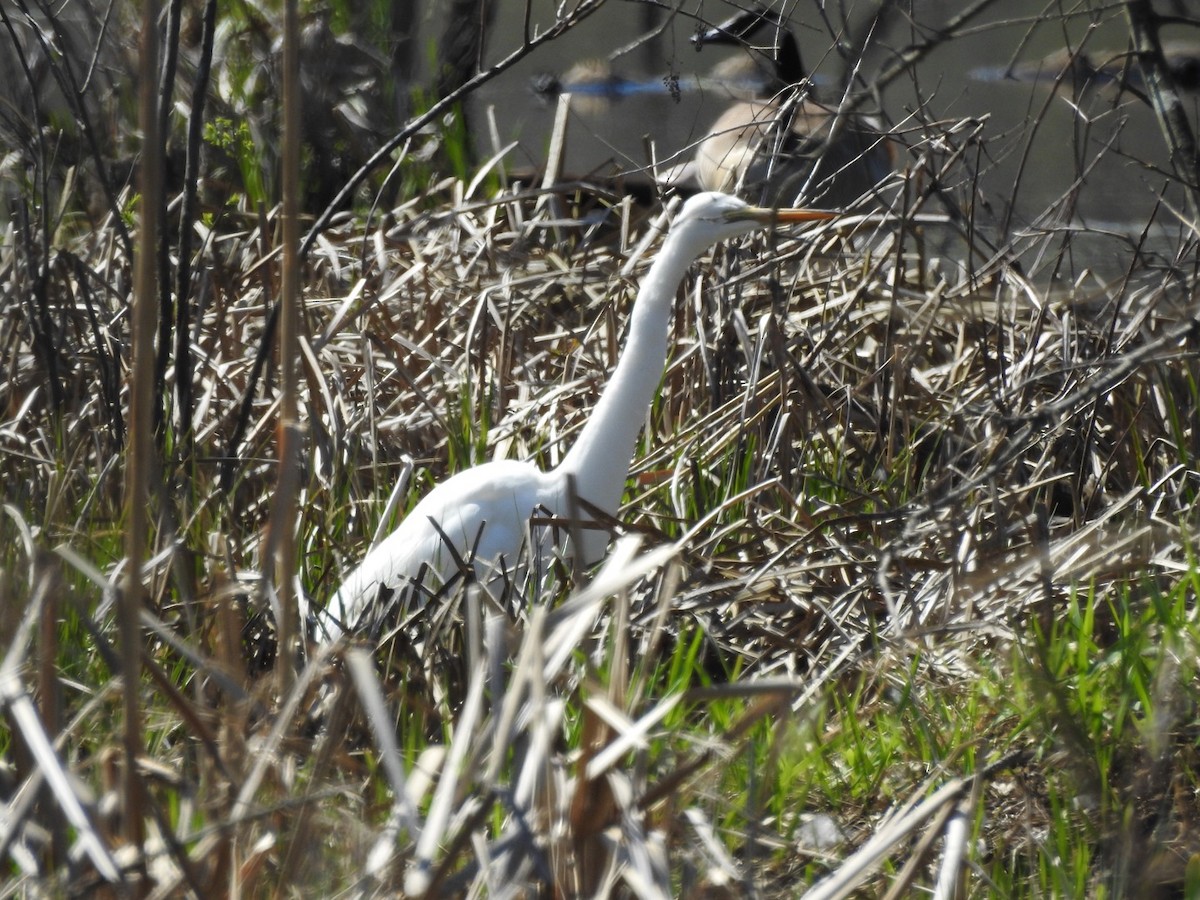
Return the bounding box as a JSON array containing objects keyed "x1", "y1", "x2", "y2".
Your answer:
[
  {"x1": 317, "y1": 192, "x2": 835, "y2": 641},
  {"x1": 693, "y1": 6, "x2": 892, "y2": 208}
]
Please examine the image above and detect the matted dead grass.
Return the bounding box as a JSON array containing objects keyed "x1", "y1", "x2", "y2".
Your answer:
[{"x1": 4, "y1": 132, "x2": 1200, "y2": 894}]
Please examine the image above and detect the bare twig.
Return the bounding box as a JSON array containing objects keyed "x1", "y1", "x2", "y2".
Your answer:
[
  {"x1": 172, "y1": 0, "x2": 219, "y2": 451},
  {"x1": 299, "y1": 0, "x2": 609, "y2": 259}
]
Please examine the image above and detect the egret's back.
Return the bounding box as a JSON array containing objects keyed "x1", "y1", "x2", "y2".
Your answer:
[{"x1": 322, "y1": 460, "x2": 572, "y2": 639}]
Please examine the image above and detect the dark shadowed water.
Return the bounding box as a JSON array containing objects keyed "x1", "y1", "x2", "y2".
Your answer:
[{"x1": 416, "y1": 1, "x2": 1200, "y2": 283}]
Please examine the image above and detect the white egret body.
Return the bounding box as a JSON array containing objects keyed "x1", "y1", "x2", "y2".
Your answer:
[{"x1": 320, "y1": 192, "x2": 834, "y2": 640}]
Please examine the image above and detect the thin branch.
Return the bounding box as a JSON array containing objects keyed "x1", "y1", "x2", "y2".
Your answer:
[
  {"x1": 299, "y1": 0, "x2": 609, "y2": 260},
  {"x1": 1122, "y1": 0, "x2": 1200, "y2": 221}
]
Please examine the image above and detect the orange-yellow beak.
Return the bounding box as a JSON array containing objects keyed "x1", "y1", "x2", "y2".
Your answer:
[
  {"x1": 770, "y1": 207, "x2": 840, "y2": 223},
  {"x1": 720, "y1": 206, "x2": 844, "y2": 229},
  {"x1": 728, "y1": 206, "x2": 840, "y2": 225}
]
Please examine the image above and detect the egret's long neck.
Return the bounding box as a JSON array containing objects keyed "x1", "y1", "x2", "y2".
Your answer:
[{"x1": 558, "y1": 230, "x2": 700, "y2": 517}]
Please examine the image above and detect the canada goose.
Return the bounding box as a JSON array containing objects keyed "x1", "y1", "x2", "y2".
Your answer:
[
  {"x1": 976, "y1": 41, "x2": 1200, "y2": 93},
  {"x1": 692, "y1": 5, "x2": 893, "y2": 208},
  {"x1": 531, "y1": 58, "x2": 659, "y2": 101}
]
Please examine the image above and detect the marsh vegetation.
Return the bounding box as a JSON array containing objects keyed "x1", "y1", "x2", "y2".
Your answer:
[{"x1": 3, "y1": 0, "x2": 1200, "y2": 896}]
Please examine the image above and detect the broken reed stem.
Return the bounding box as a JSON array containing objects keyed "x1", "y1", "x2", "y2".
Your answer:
[
  {"x1": 173, "y1": 0, "x2": 219, "y2": 453},
  {"x1": 123, "y1": 0, "x2": 163, "y2": 873},
  {"x1": 273, "y1": 0, "x2": 303, "y2": 698}
]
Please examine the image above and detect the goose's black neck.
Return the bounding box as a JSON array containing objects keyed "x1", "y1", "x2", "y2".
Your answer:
[
  {"x1": 771, "y1": 28, "x2": 804, "y2": 85},
  {"x1": 695, "y1": 5, "x2": 807, "y2": 87}
]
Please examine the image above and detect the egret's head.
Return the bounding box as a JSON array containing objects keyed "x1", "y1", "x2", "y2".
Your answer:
[{"x1": 672, "y1": 191, "x2": 837, "y2": 245}]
